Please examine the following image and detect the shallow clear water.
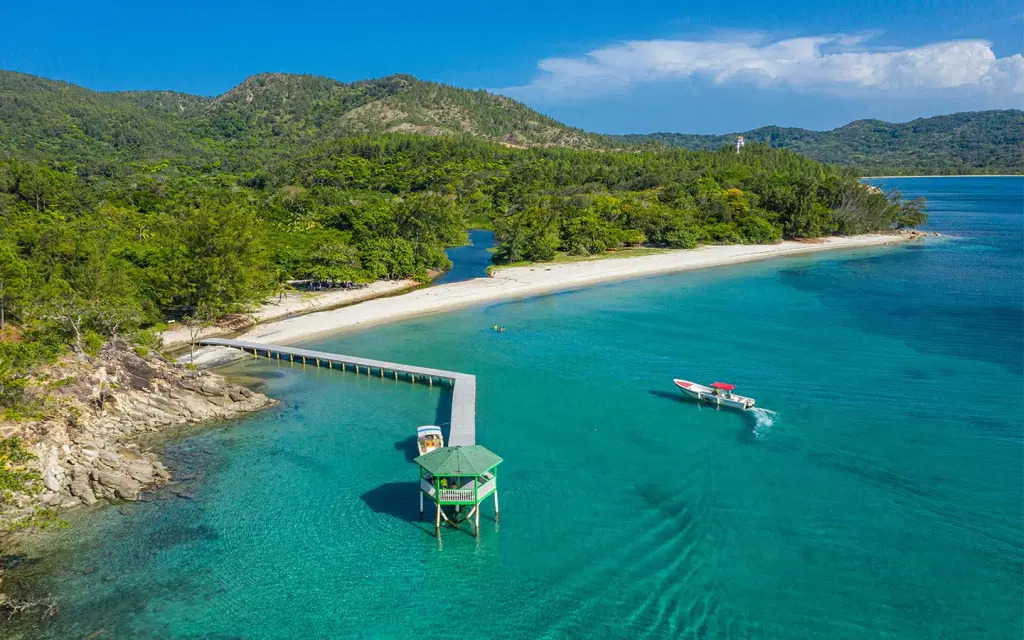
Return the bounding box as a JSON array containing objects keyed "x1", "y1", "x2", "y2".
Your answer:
[
  {"x1": 433, "y1": 228, "x2": 494, "y2": 284},
  {"x1": 5, "y1": 178, "x2": 1022, "y2": 638}
]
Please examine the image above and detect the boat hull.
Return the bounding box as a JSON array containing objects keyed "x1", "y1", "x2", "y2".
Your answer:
[{"x1": 673, "y1": 379, "x2": 754, "y2": 410}]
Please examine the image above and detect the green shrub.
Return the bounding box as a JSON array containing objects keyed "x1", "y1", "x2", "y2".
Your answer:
[{"x1": 83, "y1": 331, "x2": 104, "y2": 357}]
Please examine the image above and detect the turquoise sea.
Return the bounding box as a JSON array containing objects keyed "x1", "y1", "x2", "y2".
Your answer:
[{"x1": 4, "y1": 177, "x2": 1022, "y2": 638}]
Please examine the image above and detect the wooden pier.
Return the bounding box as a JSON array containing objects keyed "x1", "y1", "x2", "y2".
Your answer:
[{"x1": 197, "y1": 338, "x2": 476, "y2": 446}]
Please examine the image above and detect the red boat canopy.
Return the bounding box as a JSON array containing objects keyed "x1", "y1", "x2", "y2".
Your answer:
[{"x1": 711, "y1": 382, "x2": 736, "y2": 391}]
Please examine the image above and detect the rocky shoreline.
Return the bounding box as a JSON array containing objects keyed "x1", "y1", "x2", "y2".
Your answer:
[
  {"x1": 2, "y1": 344, "x2": 273, "y2": 514},
  {"x1": 0, "y1": 344, "x2": 274, "y2": 615},
  {"x1": 896, "y1": 228, "x2": 943, "y2": 240}
]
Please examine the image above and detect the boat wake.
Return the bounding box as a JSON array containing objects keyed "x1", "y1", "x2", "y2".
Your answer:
[{"x1": 749, "y1": 407, "x2": 778, "y2": 439}]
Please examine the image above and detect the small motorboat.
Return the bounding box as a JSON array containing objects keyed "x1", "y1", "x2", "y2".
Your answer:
[
  {"x1": 416, "y1": 425, "x2": 444, "y2": 456},
  {"x1": 673, "y1": 379, "x2": 755, "y2": 410}
]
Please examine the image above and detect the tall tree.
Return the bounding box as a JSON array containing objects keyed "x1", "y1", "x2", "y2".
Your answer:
[{"x1": 0, "y1": 243, "x2": 28, "y2": 331}]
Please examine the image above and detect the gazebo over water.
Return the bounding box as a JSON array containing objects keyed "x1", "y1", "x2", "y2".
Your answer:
[{"x1": 415, "y1": 445, "x2": 502, "y2": 538}]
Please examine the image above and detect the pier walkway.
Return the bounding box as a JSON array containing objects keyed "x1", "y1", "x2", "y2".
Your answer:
[{"x1": 197, "y1": 338, "x2": 476, "y2": 446}]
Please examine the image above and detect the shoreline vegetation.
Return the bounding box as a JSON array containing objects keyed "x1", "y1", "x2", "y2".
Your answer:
[{"x1": 187, "y1": 233, "x2": 915, "y2": 368}]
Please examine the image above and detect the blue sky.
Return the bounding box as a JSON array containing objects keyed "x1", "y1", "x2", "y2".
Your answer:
[{"x1": 1, "y1": 0, "x2": 1021, "y2": 133}]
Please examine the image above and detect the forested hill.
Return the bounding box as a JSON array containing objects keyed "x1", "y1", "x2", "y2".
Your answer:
[
  {"x1": 620, "y1": 111, "x2": 1024, "y2": 175},
  {"x1": 4, "y1": 70, "x2": 1018, "y2": 176},
  {"x1": 0, "y1": 70, "x2": 608, "y2": 174}
]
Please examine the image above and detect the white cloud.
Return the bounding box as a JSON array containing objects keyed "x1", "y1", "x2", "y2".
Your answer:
[{"x1": 500, "y1": 33, "x2": 1024, "y2": 101}]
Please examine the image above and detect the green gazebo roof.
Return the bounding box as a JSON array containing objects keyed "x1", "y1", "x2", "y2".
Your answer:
[{"x1": 415, "y1": 445, "x2": 502, "y2": 476}]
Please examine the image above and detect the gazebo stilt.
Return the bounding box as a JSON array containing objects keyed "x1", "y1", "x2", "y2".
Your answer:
[
  {"x1": 419, "y1": 491, "x2": 424, "y2": 519},
  {"x1": 494, "y1": 490, "x2": 500, "y2": 522}
]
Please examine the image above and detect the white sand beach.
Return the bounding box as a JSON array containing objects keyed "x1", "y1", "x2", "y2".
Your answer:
[
  {"x1": 162, "y1": 279, "x2": 417, "y2": 350},
  {"x1": 187, "y1": 234, "x2": 910, "y2": 367}
]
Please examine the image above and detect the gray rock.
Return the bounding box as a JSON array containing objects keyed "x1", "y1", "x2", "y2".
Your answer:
[
  {"x1": 99, "y1": 450, "x2": 121, "y2": 465},
  {"x1": 115, "y1": 486, "x2": 140, "y2": 501},
  {"x1": 199, "y1": 381, "x2": 225, "y2": 396},
  {"x1": 69, "y1": 465, "x2": 95, "y2": 500},
  {"x1": 42, "y1": 447, "x2": 65, "y2": 492},
  {"x1": 97, "y1": 471, "x2": 139, "y2": 492},
  {"x1": 79, "y1": 486, "x2": 98, "y2": 506},
  {"x1": 127, "y1": 462, "x2": 155, "y2": 484}
]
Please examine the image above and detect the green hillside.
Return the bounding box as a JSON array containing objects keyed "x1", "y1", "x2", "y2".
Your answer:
[
  {"x1": 0, "y1": 71, "x2": 209, "y2": 173},
  {"x1": 621, "y1": 110, "x2": 1024, "y2": 175},
  {"x1": 0, "y1": 70, "x2": 609, "y2": 175}
]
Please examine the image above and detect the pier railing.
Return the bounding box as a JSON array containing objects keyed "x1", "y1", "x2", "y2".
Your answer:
[
  {"x1": 438, "y1": 489, "x2": 476, "y2": 502},
  {"x1": 196, "y1": 338, "x2": 477, "y2": 446}
]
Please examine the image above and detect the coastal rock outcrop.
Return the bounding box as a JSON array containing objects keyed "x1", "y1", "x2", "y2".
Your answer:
[
  {"x1": 0, "y1": 343, "x2": 274, "y2": 513},
  {"x1": 897, "y1": 229, "x2": 942, "y2": 240}
]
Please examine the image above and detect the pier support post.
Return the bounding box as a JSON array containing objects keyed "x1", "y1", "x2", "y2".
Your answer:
[
  {"x1": 419, "y1": 492, "x2": 424, "y2": 518},
  {"x1": 475, "y1": 505, "x2": 480, "y2": 537},
  {"x1": 435, "y1": 503, "x2": 441, "y2": 535},
  {"x1": 494, "y1": 491, "x2": 499, "y2": 522},
  {"x1": 394, "y1": 370, "x2": 398, "y2": 380}
]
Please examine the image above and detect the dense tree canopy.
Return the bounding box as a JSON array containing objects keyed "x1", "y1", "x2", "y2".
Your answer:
[
  {"x1": 0, "y1": 135, "x2": 920, "y2": 345},
  {"x1": 0, "y1": 69, "x2": 930, "y2": 419}
]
